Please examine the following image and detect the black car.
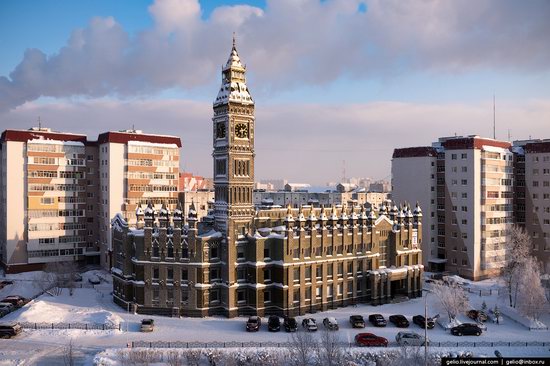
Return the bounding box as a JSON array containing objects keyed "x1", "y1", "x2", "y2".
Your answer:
[
  {"x1": 0, "y1": 323, "x2": 22, "y2": 339},
  {"x1": 283, "y1": 317, "x2": 298, "y2": 332},
  {"x1": 246, "y1": 316, "x2": 261, "y2": 332},
  {"x1": 451, "y1": 323, "x2": 483, "y2": 336},
  {"x1": 412, "y1": 315, "x2": 435, "y2": 329},
  {"x1": 268, "y1": 315, "x2": 281, "y2": 332},
  {"x1": 368, "y1": 314, "x2": 387, "y2": 327},
  {"x1": 389, "y1": 315, "x2": 409, "y2": 328},
  {"x1": 349, "y1": 315, "x2": 365, "y2": 328}
]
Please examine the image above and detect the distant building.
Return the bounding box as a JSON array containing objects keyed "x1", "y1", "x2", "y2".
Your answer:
[
  {"x1": 254, "y1": 189, "x2": 389, "y2": 209},
  {"x1": 284, "y1": 183, "x2": 311, "y2": 192},
  {"x1": 179, "y1": 172, "x2": 213, "y2": 191},
  {"x1": 178, "y1": 190, "x2": 214, "y2": 219},
  {"x1": 259, "y1": 179, "x2": 287, "y2": 191},
  {"x1": 369, "y1": 180, "x2": 391, "y2": 193}
]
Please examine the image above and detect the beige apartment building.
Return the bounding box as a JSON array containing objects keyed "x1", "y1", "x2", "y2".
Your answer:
[
  {"x1": 393, "y1": 136, "x2": 514, "y2": 280},
  {"x1": 0, "y1": 128, "x2": 100, "y2": 273},
  {"x1": 0, "y1": 128, "x2": 182, "y2": 273},
  {"x1": 513, "y1": 139, "x2": 550, "y2": 274},
  {"x1": 254, "y1": 189, "x2": 388, "y2": 209}
]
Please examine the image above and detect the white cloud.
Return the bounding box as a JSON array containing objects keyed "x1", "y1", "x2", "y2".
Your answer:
[
  {"x1": 1, "y1": 0, "x2": 549, "y2": 112},
  {"x1": 5, "y1": 98, "x2": 550, "y2": 184}
]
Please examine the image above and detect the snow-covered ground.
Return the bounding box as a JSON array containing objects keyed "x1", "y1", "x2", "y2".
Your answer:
[{"x1": 0, "y1": 271, "x2": 549, "y2": 365}]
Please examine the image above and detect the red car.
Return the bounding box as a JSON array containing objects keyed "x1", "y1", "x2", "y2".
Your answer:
[{"x1": 355, "y1": 333, "x2": 388, "y2": 347}]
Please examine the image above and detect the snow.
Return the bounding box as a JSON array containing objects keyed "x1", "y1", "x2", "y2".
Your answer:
[
  {"x1": 500, "y1": 305, "x2": 548, "y2": 330},
  {"x1": 28, "y1": 138, "x2": 84, "y2": 147},
  {"x1": 127, "y1": 140, "x2": 179, "y2": 149},
  {"x1": 198, "y1": 229, "x2": 222, "y2": 239}
]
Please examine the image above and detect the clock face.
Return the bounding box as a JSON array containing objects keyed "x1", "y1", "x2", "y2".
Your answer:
[
  {"x1": 235, "y1": 123, "x2": 248, "y2": 139},
  {"x1": 216, "y1": 122, "x2": 226, "y2": 139}
]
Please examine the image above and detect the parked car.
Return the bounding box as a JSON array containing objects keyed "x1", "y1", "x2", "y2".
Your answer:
[
  {"x1": 0, "y1": 308, "x2": 10, "y2": 318},
  {"x1": 0, "y1": 302, "x2": 15, "y2": 312},
  {"x1": 0, "y1": 296, "x2": 24, "y2": 308},
  {"x1": 0, "y1": 323, "x2": 22, "y2": 339},
  {"x1": 323, "y1": 317, "x2": 339, "y2": 330},
  {"x1": 73, "y1": 273, "x2": 83, "y2": 282},
  {"x1": 368, "y1": 314, "x2": 387, "y2": 327},
  {"x1": 302, "y1": 318, "x2": 318, "y2": 332},
  {"x1": 467, "y1": 310, "x2": 488, "y2": 322},
  {"x1": 355, "y1": 333, "x2": 388, "y2": 347},
  {"x1": 88, "y1": 275, "x2": 101, "y2": 285},
  {"x1": 412, "y1": 315, "x2": 435, "y2": 329},
  {"x1": 349, "y1": 315, "x2": 365, "y2": 328},
  {"x1": 389, "y1": 315, "x2": 409, "y2": 328},
  {"x1": 395, "y1": 331, "x2": 428, "y2": 346},
  {"x1": 450, "y1": 323, "x2": 483, "y2": 336},
  {"x1": 246, "y1": 316, "x2": 261, "y2": 332},
  {"x1": 140, "y1": 319, "x2": 155, "y2": 332},
  {"x1": 268, "y1": 315, "x2": 281, "y2": 332},
  {"x1": 283, "y1": 317, "x2": 298, "y2": 332},
  {"x1": 0, "y1": 280, "x2": 13, "y2": 286}
]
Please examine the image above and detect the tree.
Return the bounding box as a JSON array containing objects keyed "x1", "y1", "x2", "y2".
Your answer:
[
  {"x1": 44, "y1": 261, "x2": 79, "y2": 296},
  {"x1": 493, "y1": 305, "x2": 501, "y2": 325},
  {"x1": 431, "y1": 281, "x2": 469, "y2": 322},
  {"x1": 516, "y1": 257, "x2": 548, "y2": 321},
  {"x1": 481, "y1": 301, "x2": 487, "y2": 312},
  {"x1": 503, "y1": 225, "x2": 531, "y2": 307},
  {"x1": 316, "y1": 329, "x2": 345, "y2": 366},
  {"x1": 287, "y1": 330, "x2": 316, "y2": 366}
]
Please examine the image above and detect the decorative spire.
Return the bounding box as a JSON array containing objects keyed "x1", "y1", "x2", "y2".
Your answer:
[{"x1": 214, "y1": 35, "x2": 253, "y2": 106}]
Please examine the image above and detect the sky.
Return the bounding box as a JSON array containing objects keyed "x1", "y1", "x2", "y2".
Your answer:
[{"x1": 1, "y1": 0, "x2": 549, "y2": 185}]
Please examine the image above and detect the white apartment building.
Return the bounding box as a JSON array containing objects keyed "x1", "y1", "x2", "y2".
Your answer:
[
  {"x1": 0, "y1": 128, "x2": 100, "y2": 273},
  {"x1": 393, "y1": 136, "x2": 513, "y2": 280},
  {"x1": 0, "y1": 127, "x2": 182, "y2": 273},
  {"x1": 96, "y1": 130, "x2": 181, "y2": 268}
]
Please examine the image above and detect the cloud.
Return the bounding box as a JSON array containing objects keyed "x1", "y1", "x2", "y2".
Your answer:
[
  {"x1": 0, "y1": 0, "x2": 549, "y2": 112},
  {"x1": 5, "y1": 98, "x2": 550, "y2": 184}
]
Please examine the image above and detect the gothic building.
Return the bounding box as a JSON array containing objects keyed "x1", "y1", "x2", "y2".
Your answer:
[{"x1": 111, "y1": 39, "x2": 424, "y2": 317}]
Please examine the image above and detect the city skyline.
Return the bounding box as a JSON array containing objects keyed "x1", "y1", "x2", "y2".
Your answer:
[{"x1": 1, "y1": 0, "x2": 549, "y2": 184}]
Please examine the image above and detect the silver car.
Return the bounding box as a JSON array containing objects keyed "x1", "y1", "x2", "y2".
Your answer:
[{"x1": 395, "y1": 331, "x2": 428, "y2": 346}]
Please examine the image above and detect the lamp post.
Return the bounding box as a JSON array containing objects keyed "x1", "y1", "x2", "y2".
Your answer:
[{"x1": 422, "y1": 288, "x2": 431, "y2": 366}]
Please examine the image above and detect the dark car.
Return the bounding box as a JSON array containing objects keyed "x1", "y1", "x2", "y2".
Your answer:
[
  {"x1": 389, "y1": 315, "x2": 409, "y2": 328},
  {"x1": 268, "y1": 315, "x2": 281, "y2": 332},
  {"x1": 246, "y1": 316, "x2": 261, "y2": 332},
  {"x1": 451, "y1": 323, "x2": 483, "y2": 336},
  {"x1": 140, "y1": 319, "x2": 155, "y2": 332},
  {"x1": 368, "y1": 314, "x2": 387, "y2": 327},
  {"x1": 467, "y1": 310, "x2": 488, "y2": 322},
  {"x1": 283, "y1": 317, "x2": 298, "y2": 332},
  {"x1": 1, "y1": 296, "x2": 25, "y2": 308},
  {"x1": 0, "y1": 323, "x2": 22, "y2": 339},
  {"x1": 322, "y1": 317, "x2": 339, "y2": 331},
  {"x1": 302, "y1": 318, "x2": 318, "y2": 331},
  {"x1": 355, "y1": 333, "x2": 388, "y2": 347},
  {"x1": 349, "y1": 315, "x2": 365, "y2": 328},
  {"x1": 412, "y1": 315, "x2": 435, "y2": 329}
]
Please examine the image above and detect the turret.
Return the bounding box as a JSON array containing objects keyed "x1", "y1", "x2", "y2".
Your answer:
[
  {"x1": 173, "y1": 201, "x2": 183, "y2": 229},
  {"x1": 159, "y1": 203, "x2": 170, "y2": 228},
  {"x1": 136, "y1": 204, "x2": 144, "y2": 230},
  {"x1": 144, "y1": 202, "x2": 155, "y2": 228},
  {"x1": 188, "y1": 201, "x2": 198, "y2": 230}
]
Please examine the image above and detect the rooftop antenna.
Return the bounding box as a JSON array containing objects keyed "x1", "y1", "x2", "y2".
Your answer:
[
  {"x1": 493, "y1": 93, "x2": 497, "y2": 140},
  {"x1": 38, "y1": 116, "x2": 41, "y2": 129}
]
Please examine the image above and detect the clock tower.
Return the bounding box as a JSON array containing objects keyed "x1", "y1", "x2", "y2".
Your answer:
[{"x1": 212, "y1": 36, "x2": 255, "y2": 236}]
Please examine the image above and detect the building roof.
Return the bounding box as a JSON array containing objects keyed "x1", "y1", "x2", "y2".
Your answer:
[
  {"x1": 97, "y1": 130, "x2": 182, "y2": 147},
  {"x1": 524, "y1": 141, "x2": 550, "y2": 154},
  {"x1": 392, "y1": 146, "x2": 437, "y2": 158},
  {"x1": 439, "y1": 136, "x2": 510, "y2": 150},
  {"x1": 1, "y1": 128, "x2": 88, "y2": 144}
]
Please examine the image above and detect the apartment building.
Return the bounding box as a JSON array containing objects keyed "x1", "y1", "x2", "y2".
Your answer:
[
  {"x1": 0, "y1": 128, "x2": 100, "y2": 273},
  {"x1": 392, "y1": 136, "x2": 514, "y2": 280},
  {"x1": 254, "y1": 189, "x2": 389, "y2": 209},
  {"x1": 513, "y1": 139, "x2": 550, "y2": 274},
  {"x1": 0, "y1": 128, "x2": 182, "y2": 273},
  {"x1": 97, "y1": 130, "x2": 181, "y2": 268}
]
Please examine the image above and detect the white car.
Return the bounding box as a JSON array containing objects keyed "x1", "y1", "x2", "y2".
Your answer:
[{"x1": 395, "y1": 331, "x2": 428, "y2": 346}]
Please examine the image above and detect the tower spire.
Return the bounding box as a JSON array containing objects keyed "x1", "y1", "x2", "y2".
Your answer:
[{"x1": 232, "y1": 32, "x2": 236, "y2": 48}]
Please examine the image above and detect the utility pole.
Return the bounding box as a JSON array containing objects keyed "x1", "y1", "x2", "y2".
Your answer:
[{"x1": 493, "y1": 94, "x2": 496, "y2": 140}]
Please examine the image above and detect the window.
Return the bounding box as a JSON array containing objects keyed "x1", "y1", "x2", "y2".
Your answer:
[
  {"x1": 316, "y1": 287, "x2": 322, "y2": 299},
  {"x1": 237, "y1": 246, "x2": 244, "y2": 260},
  {"x1": 461, "y1": 192, "x2": 467, "y2": 199},
  {"x1": 452, "y1": 179, "x2": 458, "y2": 185},
  {"x1": 264, "y1": 247, "x2": 270, "y2": 259},
  {"x1": 304, "y1": 267, "x2": 311, "y2": 282},
  {"x1": 451, "y1": 154, "x2": 457, "y2": 160},
  {"x1": 210, "y1": 289, "x2": 220, "y2": 303},
  {"x1": 461, "y1": 166, "x2": 467, "y2": 172},
  {"x1": 451, "y1": 192, "x2": 457, "y2": 198},
  {"x1": 462, "y1": 259, "x2": 468, "y2": 266},
  {"x1": 327, "y1": 286, "x2": 333, "y2": 298},
  {"x1": 461, "y1": 179, "x2": 468, "y2": 185},
  {"x1": 327, "y1": 265, "x2": 333, "y2": 280},
  {"x1": 461, "y1": 206, "x2": 468, "y2": 212},
  {"x1": 337, "y1": 283, "x2": 343, "y2": 296},
  {"x1": 347, "y1": 281, "x2": 353, "y2": 294},
  {"x1": 181, "y1": 269, "x2": 188, "y2": 282},
  {"x1": 452, "y1": 206, "x2": 457, "y2": 212},
  {"x1": 462, "y1": 219, "x2": 468, "y2": 225},
  {"x1": 462, "y1": 233, "x2": 468, "y2": 239},
  {"x1": 451, "y1": 218, "x2": 457, "y2": 225},
  {"x1": 305, "y1": 287, "x2": 311, "y2": 300},
  {"x1": 39, "y1": 238, "x2": 55, "y2": 244},
  {"x1": 210, "y1": 247, "x2": 218, "y2": 259},
  {"x1": 210, "y1": 268, "x2": 220, "y2": 282},
  {"x1": 237, "y1": 269, "x2": 246, "y2": 282},
  {"x1": 237, "y1": 290, "x2": 246, "y2": 303},
  {"x1": 293, "y1": 289, "x2": 300, "y2": 303},
  {"x1": 337, "y1": 263, "x2": 344, "y2": 278},
  {"x1": 264, "y1": 290, "x2": 271, "y2": 303},
  {"x1": 167, "y1": 269, "x2": 173, "y2": 282},
  {"x1": 293, "y1": 267, "x2": 300, "y2": 283},
  {"x1": 181, "y1": 289, "x2": 188, "y2": 303},
  {"x1": 461, "y1": 153, "x2": 467, "y2": 159},
  {"x1": 452, "y1": 167, "x2": 458, "y2": 173},
  {"x1": 452, "y1": 232, "x2": 458, "y2": 238},
  {"x1": 347, "y1": 262, "x2": 353, "y2": 275},
  {"x1": 153, "y1": 268, "x2": 159, "y2": 280}
]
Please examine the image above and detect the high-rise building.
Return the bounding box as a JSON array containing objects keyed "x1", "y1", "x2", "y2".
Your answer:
[
  {"x1": 97, "y1": 130, "x2": 181, "y2": 268},
  {"x1": 0, "y1": 127, "x2": 182, "y2": 273},
  {"x1": 393, "y1": 136, "x2": 515, "y2": 280},
  {"x1": 0, "y1": 128, "x2": 100, "y2": 272},
  {"x1": 513, "y1": 139, "x2": 550, "y2": 274}
]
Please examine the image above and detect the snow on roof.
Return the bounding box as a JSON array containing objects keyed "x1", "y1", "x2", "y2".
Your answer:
[
  {"x1": 128, "y1": 140, "x2": 179, "y2": 149},
  {"x1": 198, "y1": 229, "x2": 223, "y2": 239},
  {"x1": 28, "y1": 138, "x2": 85, "y2": 147},
  {"x1": 428, "y1": 258, "x2": 448, "y2": 263}
]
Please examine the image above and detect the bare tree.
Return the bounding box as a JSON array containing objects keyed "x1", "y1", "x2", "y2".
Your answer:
[
  {"x1": 390, "y1": 345, "x2": 425, "y2": 366},
  {"x1": 287, "y1": 331, "x2": 316, "y2": 366},
  {"x1": 316, "y1": 329, "x2": 345, "y2": 366},
  {"x1": 43, "y1": 261, "x2": 79, "y2": 295},
  {"x1": 166, "y1": 350, "x2": 184, "y2": 366},
  {"x1": 516, "y1": 256, "x2": 548, "y2": 321},
  {"x1": 62, "y1": 339, "x2": 75, "y2": 366},
  {"x1": 183, "y1": 349, "x2": 202, "y2": 366},
  {"x1": 503, "y1": 225, "x2": 531, "y2": 307},
  {"x1": 431, "y1": 280, "x2": 469, "y2": 322}
]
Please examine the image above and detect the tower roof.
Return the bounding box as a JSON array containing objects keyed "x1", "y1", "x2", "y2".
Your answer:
[{"x1": 224, "y1": 34, "x2": 245, "y2": 71}]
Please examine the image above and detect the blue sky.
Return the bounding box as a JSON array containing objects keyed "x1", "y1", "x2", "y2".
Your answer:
[{"x1": 1, "y1": 0, "x2": 549, "y2": 183}]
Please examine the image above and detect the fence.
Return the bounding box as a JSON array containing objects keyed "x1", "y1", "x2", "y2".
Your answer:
[
  {"x1": 129, "y1": 340, "x2": 549, "y2": 349},
  {"x1": 465, "y1": 288, "x2": 505, "y2": 297},
  {"x1": 19, "y1": 321, "x2": 120, "y2": 331}
]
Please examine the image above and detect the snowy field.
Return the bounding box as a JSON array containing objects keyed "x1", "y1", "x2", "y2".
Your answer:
[{"x1": 0, "y1": 271, "x2": 549, "y2": 364}]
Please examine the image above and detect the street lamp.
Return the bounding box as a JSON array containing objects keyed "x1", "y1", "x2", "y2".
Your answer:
[{"x1": 422, "y1": 288, "x2": 431, "y2": 366}]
